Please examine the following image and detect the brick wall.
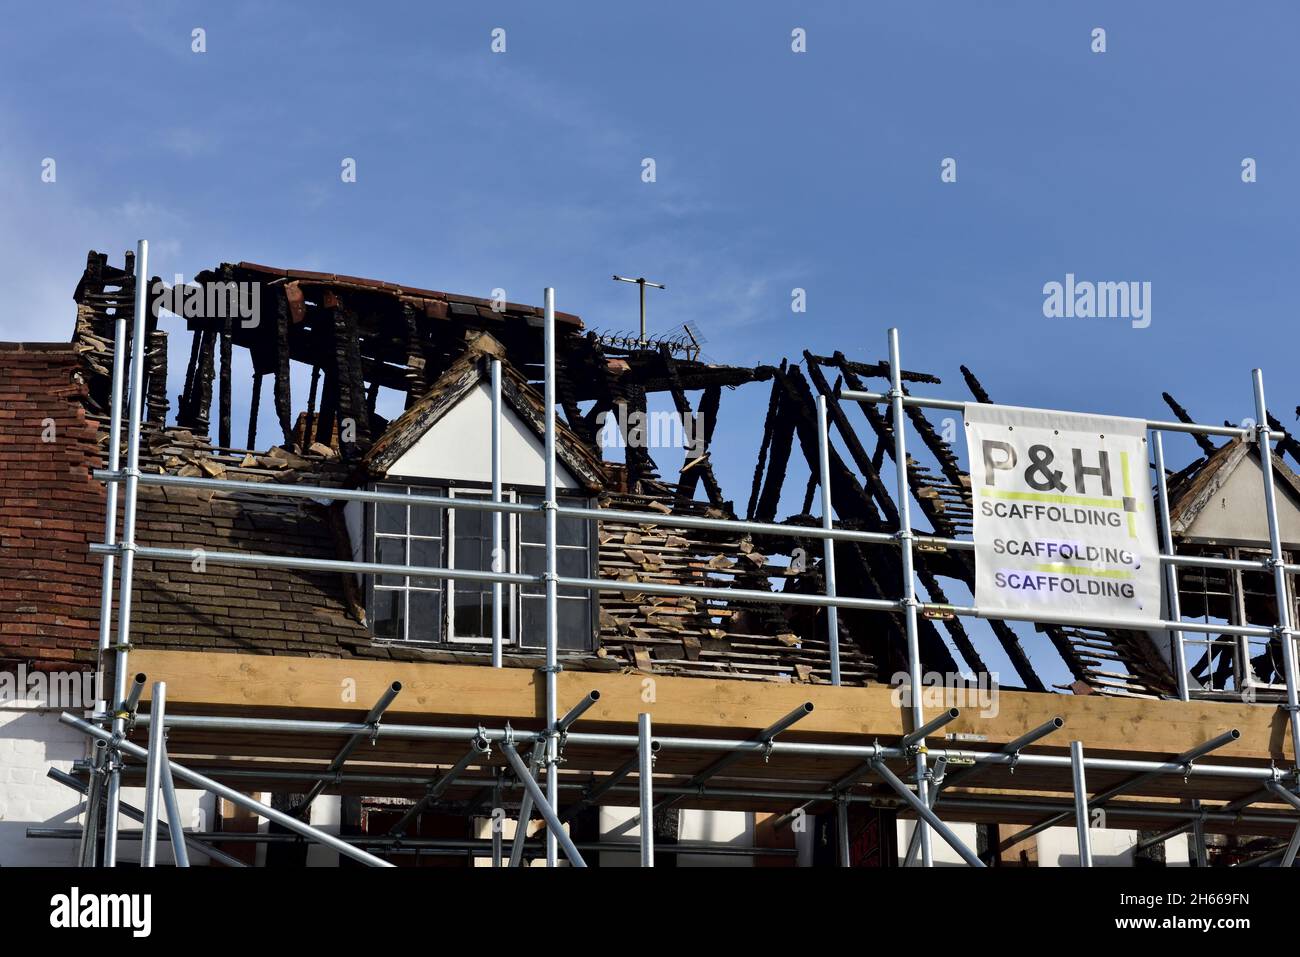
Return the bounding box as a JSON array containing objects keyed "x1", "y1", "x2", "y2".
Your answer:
[{"x1": 0, "y1": 343, "x2": 104, "y2": 673}]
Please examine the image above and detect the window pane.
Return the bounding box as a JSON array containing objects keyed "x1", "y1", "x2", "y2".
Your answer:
[
  {"x1": 411, "y1": 498, "x2": 441, "y2": 538},
  {"x1": 375, "y1": 537, "x2": 405, "y2": 586},
  {"x1": 376, "y1": 501, "x2": 405, "y2": 535},
  {"x1": 556, "y1": 598, "x2": 590, "y2": 651},
  {"x1": 518, "y1": 595, "x2": 544, "y2": 649},
  {"x1": 519, "y1": 495, "x2": 543, "y2": 543},
  {"x1": 518, "y1": 596, "x2": 590, "y2": 650},
  {"x1": 556, "y1": 510, "x2": 587, "y2": 545},
  {"x1": 409, "y1": 537, "x2": 442, "y2": 588},
  {"x1": 373, "y1": 589, "x2": 403, "y2": 641},
  {"x1": 455, "y1": 584, "x2": 490, "y2": 638},
  {"x1": 557, "y1": 549, "x2": 589, "y2": 580},
  {"x1": 408, "y1": 590, "x2": 440, "y2": 642}
]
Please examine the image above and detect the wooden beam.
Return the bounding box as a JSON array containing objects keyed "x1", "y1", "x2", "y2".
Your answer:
[{"x1": 129, "y1": 650, "x2": 1289, "y2": 766}]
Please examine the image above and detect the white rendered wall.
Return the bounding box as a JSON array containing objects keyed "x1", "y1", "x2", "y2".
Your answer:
[
  {"x1": 896, "y1": 819, "x2": 981, "y2": 867},
  {"x1": 598, "y1": 807, "x2": 754, "y2": 867},
  {"x1": 1036, "y1": 825, "x2": 1191, "y2": 867},
  {"x1": 0, "y1": 704, "x2": 85, "y2": 866},
  {"x1": 388, "y1": 382, "x2": 579, "y2": 488}
]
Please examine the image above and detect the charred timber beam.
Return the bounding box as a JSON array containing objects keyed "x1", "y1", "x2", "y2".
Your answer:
[
  {"x1": 1162, "y1": 392, "x2": 1218, "y2": 457},
  {"x1": 776, "y1": 364, "x2": 958, "y2": 674},
  {"x1": 193, "y1": 326, "x2": 217, "y2": 435},
  {"x1": 326, "y1": 295, "x2": 371, "y2": 457},
  {"x1": 305, "y1": 365, "x2": 321, "y2": 448},
  {"x1": 747, "y1": 372, "x2": 785, "y2": 521},
  {"x1": 218, "y1": 316, "x2": 233, "y2": 449},
  {"x1": 274, "y1": 289, "x2": 295, "y2": 448},
  {"x1": 959, "y1": 365, "x2": 993, "y2": 405},
  {"x1": 805, "y1": 355, "x2": 990, "y2": 675},
  {"x1": 839, "y1": 360, "x2": 1045, "y2": 691},
  {"x1": 178, "y1": 326, "x2": 203, "y2": 426},
  {"x1": 806, "y1": 352, "x2": 940, "y2": 385},
  {"x1": 659, "y1": 346, "x2": 724, "y2": 506},
  {"x1": 753, "y1": 366, "x2": 796, "y2": 523},
  {"x1": 247, "y1": 372, "x2": 262, "y2": 450},
  {"x1": 1266, "y1": 412, "x2": 1300, "y2": 467},
  {"x1": 145, "y1": 328, "x2": 169, "y2": 424}
]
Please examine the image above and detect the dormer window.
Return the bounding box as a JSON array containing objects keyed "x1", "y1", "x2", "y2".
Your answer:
[{"x1": 366, "y1": 482, "x2": 595, "y2": 651}]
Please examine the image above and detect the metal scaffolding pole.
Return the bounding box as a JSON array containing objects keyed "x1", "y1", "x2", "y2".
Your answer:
[
  {"x1": 296, "y1": 681, "x2": 401, "y2": 815},
  {"x1": 501, "y1": 741, "x2": 586, "y2": 867},
  {"x1": 1001, "y1": 729, "x2": 1241, "y2": 852},
  {"x1": 48, "y1": 767, "x2": 246, "y2": 868},
  {"x1": 887, "y1": 327, "x2": 933, "y2": 867},
  {"x1": 76, "y1": 740, "x2": 108, "y2": 868},
  {"x1": 654, "y1": 702, "x2": 814, "y2": 813},
  {"x1": 1071, "y1": 740, "x2": 1093, "y2": 867},
  {"x1": 508, "y1": 744, "x2": 544, "y2": 868},
  {"x1": 543, "y1": 286, "x2": 559, "y2": 868},
  {"x1": 102, "y1": 238, "x2": 149, "y2": 867},
  {"x1": 139, "y1": 681, "x2": 167, "y2": 867},
  {"x1": 159, "y1": 746, "x2": 190, "y2": 868},
  {"x1": 815, "y1": 394, "x2": 841, "y2": 685},
  {"x1": 135, "y1": 710, "x2": 1280, "y2": 782},
  {"x1": 1251, "y1": 368, "x2": 1300, "y2": 765},
  {"x1": 388, "y1": 734, "x2": 491, "y2": 837},
  {"x1": 62, "y1": 712, "x2": 395, "y2": 867},
  {"x1": 638, "y1": 712, "x2": 654, "y2": 867},
  {"x1": 835, "y1": 797, "x2": 851, "y2": 867},
  {"x1": 903, "y1": 716, "x2": 1065, "y2": 867},
  {"x1": 491, "y1": 357, "x2": 504, "y2": 669},
  {"x1": 1153, "y1": 432, "x2": 1190, "y2": 701},
  {"x1": 870, "y1": 759, "x2": 984, "y2": 867}
]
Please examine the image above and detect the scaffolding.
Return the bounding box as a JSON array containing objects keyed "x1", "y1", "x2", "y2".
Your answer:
[{"x1": 51, "y1": 239, "x2": 1300, "y2": 868}]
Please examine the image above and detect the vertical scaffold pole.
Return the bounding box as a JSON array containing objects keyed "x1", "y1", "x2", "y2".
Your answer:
[
  {"x1": 815, "y1": 395, "x2": 842, "y2": 686},
  {"x1": 103, "y1": 238, "x2": 149, "y2": 867},
  {"x1": 638, "y1": 712, "x2": 654, "y2": 867},
  {"x1": 160, "y1": 745, "x2": 190, "y2": 867},
  {"x1": 77, "y1": 740, "x2": 108, "y2": 867},
  {"x1": 140, "y1": 681, "x2": 166, "y2": 867},
  {"x1": 1252, "y1": 369, "x2": 1300, "y2": 763},
  {"x1": 1153, "y1": 432, "x2": 1190, "y2": 701},
  {"x1": 491, "y1": 357, "x2": 503, "y2": 669},
  {"x1": 887, "y1": 328, "x2": 932, "y2": 867},
  {"x1": 543, "y1": 287, "x2": 560, "y2": 867},
  {"x1": 836, "y1": 797, "x2": 851, "y2": 867},
  {"x1": 1071, "y1": 740, "x2": 1093, "y2": 867}
]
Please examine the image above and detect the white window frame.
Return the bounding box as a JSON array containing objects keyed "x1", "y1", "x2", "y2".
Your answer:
[
  {"x1": 446, "y1": 487, "x2": 517, "y2": 645},
  {"x1": 370, "y1": 483, "x2": 445, "y2": 645}
]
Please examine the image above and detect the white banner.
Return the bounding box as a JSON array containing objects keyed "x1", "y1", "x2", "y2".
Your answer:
[{"x1": 965, "y1": 403, "x2": 1161, "y2": 625}]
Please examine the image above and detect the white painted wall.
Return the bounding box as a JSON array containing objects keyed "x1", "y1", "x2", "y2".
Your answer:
[
  {"x1": 113, "y1": 784, "x2": 218, "y2": 867},
  {"x1": 598, "y1": 807, "x2": 754, "y2": 867},
  {"x1": 1036, "y1": 824, "x2": 1190, "y2": 867},
  {"x1": 896, "y1": 819, "x2": 981, "y2": 867},
  {"x1": 892, "y1": 820, "x2": 1192, "y2": 867},
  {"x1": 389, "y1": 382, "x2": 579, "y2": 488},
  {"x1": 0, "y1": 704, "x2": 85, "y2": 866}
]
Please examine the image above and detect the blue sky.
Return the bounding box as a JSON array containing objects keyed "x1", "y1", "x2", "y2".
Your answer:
[{"x1": 2, "y1": 1, "x2": 1296, "y2": 686}]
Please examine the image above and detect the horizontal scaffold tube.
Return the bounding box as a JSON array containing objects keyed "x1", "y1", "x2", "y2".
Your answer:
[
  {"x1": 90, "y1": 540, "x2": 1289, "y2": 637},
  {"x1": 92, "y1": 471, "x2": 1298, "y2": 580},
  {"x1": 130, "y1": 713, "x2": 1282, "y2": 782},
  {"x1": 60, "y1": 712, "x2": 395, "y2": 867}
]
